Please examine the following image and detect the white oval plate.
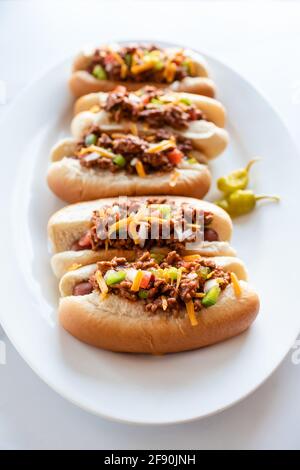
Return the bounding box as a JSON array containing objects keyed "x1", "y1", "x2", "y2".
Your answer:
[{"x1": 0, "y1": 51, "x2": 299, "y2": 425}]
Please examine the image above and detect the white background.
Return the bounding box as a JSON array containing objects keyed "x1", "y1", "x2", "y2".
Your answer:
[{"x1": 1, "y1": 0, "x2": 300, "y2": 450}]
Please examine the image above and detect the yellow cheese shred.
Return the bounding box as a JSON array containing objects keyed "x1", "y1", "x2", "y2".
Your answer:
[
  {"x1": 67, "y1": 263, "x2": 82, "y2": 271},
  {"x1": 108, "y1": 216, "x2": 132, "y2": 237},
  {"x1": 147, "y1": 140, "x2": 174, "y2": 154},
  {"x1": 186, "y1": 300, "x2": 198, "y2": 326},
  {"x1": 131, "y1": 270, "x2": 144, "y2": 292},
  {"x1": 128, "y1": 220, "x2": 140, "y2": 245},
  {"x1": 164, "y1": 61, "x2": 177, "y2": 83},
  {"x1": 230, "y1": 272, "x2": 242, "y2": 297},
  {"x1": 169, "y1": 170, "x2": 180, "y2": 187},
  {"x1": 175, "y1": 267, "x2": 182, "y2": 291},
  {"x1": 135, "y1": 160, "x2": 146, "y2": 177},
  {"x1": 108, "y1": 50, "x2": 128, "y2": 78},
  {"x1": 95, "y1": 271, "x2": 108, "y2": 298},
  {"x1": 131, "y1": 61, "x2": 155, "y2": 75},
  {"x1": 161, "y1": 296, "x2": 168, "y2": 311},
  {"x1": 78, "y1": 145, "x2": 116, "y2": 159},
  {"x1": 182, "y1": 254, "x2": 202, "y2": 262},
  {"x1": 129, "y1": 122, "x2": 138, "y2": 136},
  {"x1": 89, "y1": 105, "x2": 100, "y2": 113}
]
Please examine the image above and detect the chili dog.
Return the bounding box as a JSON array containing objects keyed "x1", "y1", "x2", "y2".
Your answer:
[
  {"x1": 47, "y1": 128, "x2": 211, "y2": 203},
  {"x1": 58, "y1": 250, "x2": 259, "y2": 353},
  {"x1": 71, "y1": 86, "x2": 229, "y2": 159},
  {"x1": 48, "y1": 196, "x2": 239, "y2": 279},
  {"x1": 69, "y1": 43, "x2": 216, "y2": 98}
]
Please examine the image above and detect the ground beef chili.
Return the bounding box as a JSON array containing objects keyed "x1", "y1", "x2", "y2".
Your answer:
[
  {"x1": 75, "y1": 125, "x2": 197, "y2": 175},
  {"x1": 104, "y1": 86, "x2": 204, "y2": 130},
  {"x1": 72, "y1": 251, "x2": 231, "y2": 316},
  {"x1": 86, "y1": 45, "x2": 195, "y2": 84},
  {"x1": 71, "y1": 198, "x2": 219, "y2": 253}
]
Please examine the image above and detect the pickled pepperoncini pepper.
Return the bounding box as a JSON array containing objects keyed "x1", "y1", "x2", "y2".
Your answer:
[
  {"x1": 216, "y1": 190, "x2": 280, "y2": 217},
  {"x1": 217, "y1": 158, "x2": 260, "y2": 194}
]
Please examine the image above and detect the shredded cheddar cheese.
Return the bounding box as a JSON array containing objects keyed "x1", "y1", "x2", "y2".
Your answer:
[
  {"x1": 164, "y1": 61, "x2": 177, "y2": 83},
  {"x1": 176, "y1": 267, "x2": 182, "y2": 291},
  {"x1": 161, "y1": 296, "x2": 168, "y2": 311},
  {"x1": 108, "y1": 216, "x2": 132, "y2": 237},
  {"x1": 67, "y1": 263, "x2": 82, "y2": 271},
  {"x1": 108, "y1": 50, "x2": 128, "y2": 78},
  {"x1": 95, "y1": 271, "x2": 108, "y2": 298},
  {"x1": 135, "y1": 160, "x2": 146, "y2": 177},
  {"x1": 206, "y1": 270, "x2": 215, "y2": 280},
  {"x1": 186, "y1": 300, "x2": 198, "y2": 326},
  {"x1": 195, "y1": 293, "x2": 205, "y2": 298},
  {"x1": 128, "y1": 220, "x2": 140, "y2": 245},
  {"x1": 78, "y1": 145, "x2": 116, "y2": 159},
  {"x1": 182, "y1": 254, "x2": 202, "y2": 262},
  {"x1": 131, "y1": 270, "x2": 144, "y2": 291},
  {"x1": 230, "y1": 272, "x2": 242, "y2": 297},
  {"x1": 105, "y1": 239, "x2": 109, "y2": 251},
  {"x1": 129, "y1": 122, "x2": 138, "y2": 136},
  {"x1": 169, "y1": 170, "x2": 180, "y2": 187},
  {"x1": 89, "y1": 105, "x2": 100, "y2": 113},
  {"x1": 131, "y1": 61, "x2": 155, "y2": 75},
  {"x1": 147, "y1": 140, "x2": 174, "y2": 154},
  {"x1": 141, "y1": 216, "x2": 165, "y2": 224}
]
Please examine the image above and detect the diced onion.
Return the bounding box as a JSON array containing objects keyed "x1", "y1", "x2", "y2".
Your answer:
[{"x1": 204, "y1": 279, "x2": 219, "y2": 293}]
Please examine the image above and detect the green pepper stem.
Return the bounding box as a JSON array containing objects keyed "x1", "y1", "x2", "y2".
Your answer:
[
  {"x1": 255, "y1": 195, "x2": 280, "y2": 202},
  {"x1": 246, "y1": 157, "x2": 260, "y2": 173}
]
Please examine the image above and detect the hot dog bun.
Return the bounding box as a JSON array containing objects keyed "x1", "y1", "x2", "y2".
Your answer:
[
  {"x1": 47, "y1": 138, "x2": 212, "y2": 203},
  {"x1": 58, "y1": 263, "x2": 259, "y2": 354},
  {"x1": 70, "y1": 46, "x2": 216, "y2": 98},
  {"x1": 48, "y1": 196, "x2": 235, "y2": 278}
]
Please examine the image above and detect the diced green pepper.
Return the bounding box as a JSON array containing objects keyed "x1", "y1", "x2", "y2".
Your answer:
[
  {"x1": 202, "y1": 285, "x2": 221, "y2": 307},
  {"x1": 84, "y1": 133, "x2": 97, "y2": 146},
  {"x1": 186, "y1": 157, "x2": 198, "y2": 164},
  {"x1": 150, "y1": 98, "x2": 163, "y2": 105},
  {"x1": 104, "y1": 270, "x2": 126, "y2": 286},
  {"x1": 92, "y1": 64, "x2": 107, "y2": 80},
  {"x1": 138, "y1": 289, "x2": 149, "y2": 299},
  {"x1": 113, "y1": 154, "x2": 126, "y2": 167},
  {"x1": 180, "y1": 97, "x2": 192, "y2": 106},
  {"x1": 165, "y1": 267, "x2": 178, "y2": 280}
]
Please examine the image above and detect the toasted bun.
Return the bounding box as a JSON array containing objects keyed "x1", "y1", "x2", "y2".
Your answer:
[
  {"x1": 70, "y1": 46, "x2": 215, "y2": 98},
  {"x1": 70, "y1": 110, "x2": 228, "y2": 160},
  {"x1": 47, "y1": 157, "x2": 211, "y2": 203},
  {"x1": 74, "y1": 91, "x2": 226, "y2": 128},
  {"x1": 48, "y1": 196, "x2": 233, "y2": 251},
  {"x1": 58, "y1": 262, "x2": 259, "y2": 353}
]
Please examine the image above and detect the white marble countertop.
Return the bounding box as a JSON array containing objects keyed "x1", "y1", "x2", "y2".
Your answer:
[{"x1": 0, "y1": 0, "x2": 300, "y2": 450}]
